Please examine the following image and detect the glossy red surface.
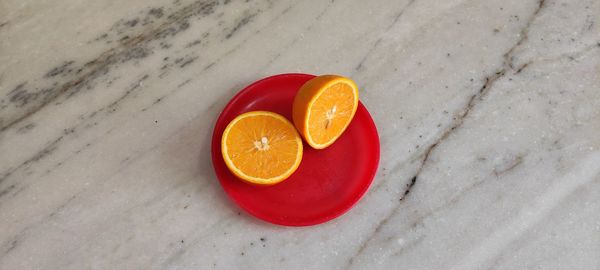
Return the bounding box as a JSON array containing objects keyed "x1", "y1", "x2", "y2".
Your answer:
[{"x1": 211, "y1": 74, "x2": 379, "y2": 226}]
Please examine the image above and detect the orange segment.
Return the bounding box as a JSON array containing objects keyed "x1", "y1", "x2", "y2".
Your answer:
[
  {"x1": 221, "y1": 111, "x2": 303, "y2": 185},
  {"x1": 293, "y1": 75, "x2": 359, "y2": 149}
]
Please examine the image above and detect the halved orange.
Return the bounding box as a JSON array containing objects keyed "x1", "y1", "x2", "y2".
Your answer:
[
  {"x1": 221, "y1": 111, "x2": 303, "y2": 185},
  {"x1": 293, "y1": 75, "x2": 359, "y2": 149}
]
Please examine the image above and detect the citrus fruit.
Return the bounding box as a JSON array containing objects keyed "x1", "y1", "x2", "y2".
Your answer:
[
  {"x1": 292, "y1": 75, "x2": 359, "y2": 149},
  {"x1": 221, "y1": 111, "x2": 303, "y2": 185}
]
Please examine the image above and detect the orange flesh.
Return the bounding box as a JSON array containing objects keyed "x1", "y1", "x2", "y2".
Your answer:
[
  {"x1": 223, "y1": 112, "x2": 302, "y2": 182},
  {"x1": 307, "y1": 82, "x2": 356, "y2": 145}
]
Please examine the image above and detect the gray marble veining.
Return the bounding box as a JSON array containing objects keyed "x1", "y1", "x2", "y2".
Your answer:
[{"x1": 1, "y1": 0, "x2": 599, "y2": 269}]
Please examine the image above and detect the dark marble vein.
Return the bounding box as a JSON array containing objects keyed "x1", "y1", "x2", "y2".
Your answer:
[
  {"x1": 184, "y1": 38, "x2": 203, "y2": 48},
  {"x1": 177, "y1": 78, "x2": 193, "y2": 88},
  {"x1": 0, "y1": 136, "x2": 64, "y2": 185},
  {"x1": 0, "y1": 194, "x2": 78, "y2": 259},
  {"x1": 344, "y1": 1, "x2": 548, "y2": 267},
  {"x1": 493, "y1": 155, "x2": 525, "y2": 176},
  {"x1": 504, "y1": 0, "x2": 545, "y2": 70},
  {"x1": 1, "y1": 101, "x2": 223, "y2": 260},
  {"x1": 44, "y1": 61, "x2": 76, "y2": 78},
  {"x1": 16, "y1": 123, "x2": 35, "y2": 134},
  {"x1": 345, "y1": 69, "x2": 508, "y2": 267},
  {"x1": 314, "y1": 0, "x2": 336, "y2": 20},
  {"x1": 107, "y1": 75, "x2": 149, "y2": 111},
  {"x1": 261, "y1": 0, "x2": 335, "y2": 67},
  {"x1": 179, "y1": 56, "x2": 199, "y2": 68},
  {"x1": 0, "y1": 0, "x2": 221, "y2": 132},
  {"x1": 161, "y1": 1, "x2": 298, "y2": 76},
  {"x1": 0, "y1": 184, "x2": 15, "y2": 199},
  {"x1": 1, "y1": 71, "x2": 155, "y2": 191},
  {"x1": 515, "y1": 42, "x2": 600, "y2": 74},
  {"x1": 355, "y1": 0, "x2": 416, "y2": 71},
  {"x1": 4, "y1": 239, "x2": 18, "y2": 254},
  {"x1": 355, "y1": 39, "x2": 382, "y2": 71},
  {"x1": 225, "y1": 13, "x2": 256, "y2": 39},
  {"x1": 0, "y1": 74, "x2": 146, "y2": 192},
  {"x1": 0, "y1": 0, "x2": 272, "y2": 187},
  {"x1": 160, "y1": 216, "x2": 237, "y2": 268}
]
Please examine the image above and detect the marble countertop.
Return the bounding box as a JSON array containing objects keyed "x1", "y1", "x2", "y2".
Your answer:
[{"x1": 1, "y1": 0, "x2": 599, "y2": 269}]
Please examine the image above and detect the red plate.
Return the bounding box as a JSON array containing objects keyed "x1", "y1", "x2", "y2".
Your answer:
[{"x1": 211, "y1": 73, "x2": 379, "y2": 226}]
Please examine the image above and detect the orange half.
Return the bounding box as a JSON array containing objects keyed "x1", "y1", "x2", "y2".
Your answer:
[
  {"x1": 221, "y1": 111, "x2": 303, "y2": 185},
  {"x1": 293, "y1": 75, "x2": 359, "y2": 149}
]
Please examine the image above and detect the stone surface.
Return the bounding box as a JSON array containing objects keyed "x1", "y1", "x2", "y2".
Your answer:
[{"x1": 1, "y1": 0, "x2": 599, "y2": 269}]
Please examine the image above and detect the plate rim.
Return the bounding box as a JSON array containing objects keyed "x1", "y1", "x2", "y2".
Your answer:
[{"x1": 211, "y1": 73, "x2": 380, "y2": 226}]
